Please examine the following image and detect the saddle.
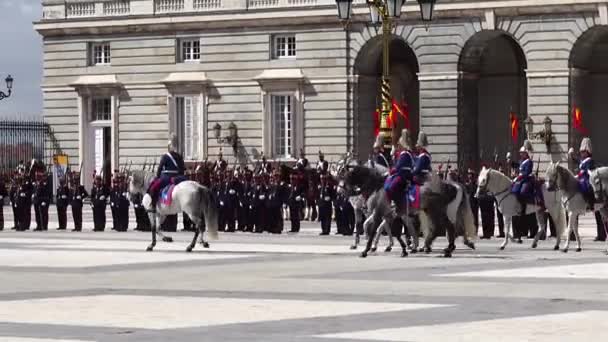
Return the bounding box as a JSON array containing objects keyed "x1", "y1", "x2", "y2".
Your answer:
[
  {"x1": 159, "y1": 184, "x2": 176, "y2": 207},
  {"x1": 406, "y1": 185, "x2": 421, "y2": 209}
]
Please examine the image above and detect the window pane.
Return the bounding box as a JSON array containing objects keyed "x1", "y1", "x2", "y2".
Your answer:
[{"x1": 92, "y1": 98, "x2": 111, "y2": 121}]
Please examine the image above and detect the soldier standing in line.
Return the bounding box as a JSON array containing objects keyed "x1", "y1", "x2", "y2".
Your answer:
[
  {"x1": 316, "y1": 150, "x2": 329, "y2": 175},
  {"x1": 117, "y1": 174, "x2": 130, "y2": 231},
  {"x1": 318, "y1": 173, "x2": 336, "y2": 235},
  {"x1": 10, "y1": 175, "x2": 20, "y2": 230},
  {"x1": 33, "y1": 171, "x2": 50, "y2": 231},
  {"x1": 91, "y1": 174, "x2": 109, "y2": 231},
  {"x1": 110, "y1": 173, "x2": 121, "y2": 231},
  {"x1": 237, "y1": 170, "x2": 252, "y2": 232},
  {"x1": 17, "y1": 173, "x2": 33, "y2": 231},
  {"x1": 288, "y1": 173, "x2": 304, "y2": 233},
  {"x1": 224, "y1": 170, "x2": 240, "y2": 233},
  {"x1": 56, "y1": 176, "x2": 70, "y2": 230},
  {"x1": 70, "y1": 172, "x2": 87, "y2": 232},
  {"x1": 266, "y1": 173, "x2": 284, "y2": 234},
  {"x1": 253, "y1": 174, "x2": 268, "y2": 233},
  {"x1": 131, "y1": 191, "x2": 150, "y2": 232},
  {"x1": 0, "y1": 173, "x2": 6, "y2": 231}
]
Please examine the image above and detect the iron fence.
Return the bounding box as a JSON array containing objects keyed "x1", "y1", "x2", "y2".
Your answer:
[{"x1": 0, "y1": 119, "x2": 61, "y2": 174}]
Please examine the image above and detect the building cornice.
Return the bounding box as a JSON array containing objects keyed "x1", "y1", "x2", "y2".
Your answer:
[{"x1": 35, "y1": 0, "x2": 607, "y2": 37}]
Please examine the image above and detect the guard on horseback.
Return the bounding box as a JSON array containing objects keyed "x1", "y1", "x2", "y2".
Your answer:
[
  {"x1": 384, "y1": 129, "x2": 415, "y2": 205},
  {"x1": 511, "y1": 140, "x2": 534, "y2": 215},
  {"x1": 572, "y1": 137, "x2": 595, "y2": 210},
  {"x1": 372, "y1": 132, "x2": 390, "y2": 168},
  {"x1": 412, "y1": 131, "x2": 431, "y2": 184},
  {"x1": 147, "y1": 133, "x2": 186, "y2": 213}
]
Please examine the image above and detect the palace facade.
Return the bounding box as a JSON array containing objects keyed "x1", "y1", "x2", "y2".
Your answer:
[{"x1": 36, "y1": 0, "x2": 608, "y2": 188}]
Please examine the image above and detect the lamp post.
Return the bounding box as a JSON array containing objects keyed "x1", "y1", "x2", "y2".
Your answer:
[
  {"x1": 0, "y1": 75, "x2": 14, "y2": 101},
  {"x1": 335, "y1": 0, "x2": 436, "y2": 149},
  {"x1": 213, "y1": 122, "x2": 240, "y2": 155},
  {"x1": 523, "y1": 116, "x2": 553, "y2": 151}
]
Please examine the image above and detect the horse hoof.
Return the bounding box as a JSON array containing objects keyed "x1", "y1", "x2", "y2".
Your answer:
[
  {"x1": 186, "y1": 246, "x2": 193, "y2": 253},
  {"x1": 576, "y1": 248, "x2": 582, "y2": 252},
  {"x1": 360, "y1": 252, "x2": 367, "y2": 258},
  {"x1": 517, "y1": 239, "x2": 523, "y2": 244},
  {"x1": 203, "y1": 242, "x2": 210, "y2": 248},
  {"x1": 384, "y1": 247, "x2": 392, "y2": 253},
  {"x1": 370, "y1": 247, "x2": 377, "y2": 253},
  {"x1": 531, "y1": 242, "x2": 538, "y2": 249},
  {"x1": 444, "y1": 251, "x2": 452, "y2": 258},
  {"x1": 499, "y1": 246, "x2": 505, "y2": 251},
  {"x1": 562, "y1": 249, "x2": 568, "y2": 253},
  {"x1": 418, "y1": 247, "x2": 425, "y2": 253},
  {"x1": 465, "y1": 242, "x2": 476, "y2": 250},
  {"x1": 409, "y1": 248, "x2": 418, "y2": 254},
  {"x1": 424, "y1": 247, "x2": 432, "y2": 254},
  {"x1": 146, "y1": 246, "x2": 154, "y2": 252},
  {"x1": 553, "y1": 245, "x2": 559, "y2": 251},
  {"x1": 163, "y1": 237, "x2": 173, "y2": 243},
  {"x1": 401, "y1": 251, "x2": 408, "y2": 258},
  {"x1": 349, "y1": 245, "x2": 357, "y2": 250}
]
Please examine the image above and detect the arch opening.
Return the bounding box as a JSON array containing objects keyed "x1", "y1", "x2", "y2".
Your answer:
[
  {"x1": 353, "y1": 35, "x2": 419, "y2": 159},
  {"x1": 457, "y1": 30, "x2": 528, "y2": 171},
  {"x1": 569, "y1": 25, "x2": 608, "y2": 164}
]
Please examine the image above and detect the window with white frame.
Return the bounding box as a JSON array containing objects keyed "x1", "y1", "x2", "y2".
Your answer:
[
  {"x1": 175, "y1": 96, "x2": 200, "y2": 160},
  {"x1": 180, "y1": 39, "x2": 201, "y2": 62},
  {"x1": 273, "y1": 35, "x2": 296, "y2": 59},
  {"x1": 91, "y1": 98, "x2": 112, "y2": 121},
  {"x1": 91, "y1": 43, "x2": 111, "y2": 65},
  {"x1": 271, "y1": 94, "x2": 294, "y2": 158}
]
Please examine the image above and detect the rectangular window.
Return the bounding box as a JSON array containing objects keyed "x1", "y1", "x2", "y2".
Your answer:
[
  {"x1": 91, "y1": 43, "x2": 111, "y2": 65},
  {"x1": 273, "y1": 35, "x2": 296, "y2": 59},
  {"x1": 180, "y1": 39, "x2": 201, "y2": 62},
  {"x1": 175, "y1": 96, "x2": 200, "y2": 160},
  {"x1": 91, "y1": 98, "x2": 111, "y2": 121},
  {"x1": 271, "y1": 95, "x2": 293, "y2": 158}
]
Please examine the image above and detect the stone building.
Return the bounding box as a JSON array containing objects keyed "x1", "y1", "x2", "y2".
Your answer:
[{"x1": 36, "y1": 0, "x2": 608, "y2": 188}]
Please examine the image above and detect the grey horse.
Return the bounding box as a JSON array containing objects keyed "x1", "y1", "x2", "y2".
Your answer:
[{"x1": 129, "y1": 170, "x2": 219, "y2": 252}]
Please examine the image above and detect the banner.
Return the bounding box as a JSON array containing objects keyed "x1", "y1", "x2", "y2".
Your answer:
[{"x1": 510, "y1": 112, "x2": 518, "y2": 144}]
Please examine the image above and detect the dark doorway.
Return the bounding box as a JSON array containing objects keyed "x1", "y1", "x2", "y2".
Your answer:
[
  {"x1": 458, "y1": 31, "x2": 527, "y2": 171},
  {"x1": 353, "y1": 35, "x2": 419, "y2": 160},
  {"x1": 103, "y1": 127, "x2": 111, "y2": 186},
  {"x1": 569, "y1": 26, "x2": 608, "y2": 165}
]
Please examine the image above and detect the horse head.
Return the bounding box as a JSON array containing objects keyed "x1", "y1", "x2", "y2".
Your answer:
[
  {"x1": 590, "y1": 167, "x2": 608, "y2": 202},
  {"x1": 545, "y1": 161, "x2": 558, "y2": 191},
  {"x1": 129, "y1": 170, "x2": 148, "y2": 195},
  {"x1": 475, "y1": 166, "x2": 491, "y2": 197}
]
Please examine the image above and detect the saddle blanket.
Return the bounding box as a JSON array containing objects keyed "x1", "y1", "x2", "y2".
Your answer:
[
  {"x1": 407, "y1": 185, "x2": 421, "y2": 210},
  {"x1": 160, "y1": 185, "x2": 176, "y2": 207}
]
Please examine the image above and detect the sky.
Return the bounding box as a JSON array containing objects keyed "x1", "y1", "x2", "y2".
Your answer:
[{"x1": 0, "y1": 0, "x2": 42, "y2": 119}]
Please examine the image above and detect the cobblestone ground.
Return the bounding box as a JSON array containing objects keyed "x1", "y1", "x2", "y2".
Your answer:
[{"x1": 0, "y1": 206, "x2": 607, "y2": 341}]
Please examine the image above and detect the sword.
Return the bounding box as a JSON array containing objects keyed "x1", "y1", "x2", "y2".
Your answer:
[{"x1": 142, "y1": 157, "x2": 148, "y2": 171}]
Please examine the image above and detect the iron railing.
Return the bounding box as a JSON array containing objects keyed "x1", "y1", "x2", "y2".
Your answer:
[{"x1": 0, "y1": 120, "x2": 60, "y2": 174}]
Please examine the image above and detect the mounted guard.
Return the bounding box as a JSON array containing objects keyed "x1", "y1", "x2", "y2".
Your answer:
[
  {"x1": 511, "y1": 139, "x2": 534, "y2": 215},
  {"x1": 371, "y1": 133, "x2": 390, "y2": 168},
  {"x1": 572, "y1": 137, "x2": 596, "y2": 210},
  {"x1": 384, "y1": 129, "x2": 415, "y2": 206},
  {"x1": 412, "y1": 131, "x2": 431, "y2": 184},
  {"x1": 146, "y1": 133, "x2": 186, "y2": 212}
]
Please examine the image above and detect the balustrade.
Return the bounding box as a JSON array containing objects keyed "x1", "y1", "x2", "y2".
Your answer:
[
  {"x1": 103, "y1": 1, "x2": 131, "y2": 15},
  {"x1": 155, "y1": 0, "x2": 185, "y2": 13},
  {"x1": 66, "y1": 2, "x2": 96, "y2": 18}
]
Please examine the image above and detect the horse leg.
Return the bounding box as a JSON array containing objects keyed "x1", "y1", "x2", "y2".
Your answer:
[
  {"x1": 562, "y1": 212, "x2": 575, "y2": 253},
  {"x1": 155, "y1": 215, "x2": 173, "y2": 243},
  {"x1": 146, "y1": 213, "x2": 157, "y2": 252},
  {"x1": 394, "y1": 229, "x2": 408, "y2": 258},
  {"x1": 443, "y1": 216, "x2": 456, "y2": 258},
  {"x1": 186, "y1": 216, "x2": 202, "y2": 252},
  {"x1": 573, "y1": 213, "x2": 582, "y2": 252},
  {"x1": 405, "y1": 215, "x2": 419, "y2": 253},
  {"x1": 384, "y1": 219, "x2": 394, "y2": 253},
  {"x1": 372, "y1": 220, "x2": 385, "y2": 253},
  {"x1": 531, "y1": 211, "x2": 547, "y2": 249},
  {"x1": 500, "y1": 216, "x2": 512, "y2": 250},
  {"x1": 361, "y1": 217, "x2": 378, "y2": 258}
]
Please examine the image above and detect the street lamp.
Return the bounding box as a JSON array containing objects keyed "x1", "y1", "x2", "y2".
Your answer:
[
  {"x1": 0, "y1": 75, "x2": 13, "y2": 101},
  {"x1": 214, "y1": 122, "x2": 240, "y2": 155},
  {"x1": 334, "y1": 0, "x2": 435, "y2": 149},
  {"x1": 524, "y1": 116, "x2": 553, "y2": 151}
]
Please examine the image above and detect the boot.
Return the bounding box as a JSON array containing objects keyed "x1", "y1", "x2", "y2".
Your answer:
[{"x1": 518, "y1": 198, "x2": 526, "y2": 216}]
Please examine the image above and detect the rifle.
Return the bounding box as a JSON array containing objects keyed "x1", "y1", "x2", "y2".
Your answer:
[
  {"x1": 535, "y1": 155, "x2": 541, "y2": 178},
  {"x1": 493, "y1": 147, "x2": 498, "y2": 169},
  {"x1": 142, "y1": 157, "x2": 148, "y2": 171}
]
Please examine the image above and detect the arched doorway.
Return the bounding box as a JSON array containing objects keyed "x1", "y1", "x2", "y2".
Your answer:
[
  {"x1": 353, "y1": 35, "x2": 419, "y2": 159},
  {"x1": 458, "y1": 31, "x2": 527, "y2": 171},
  {"x1": 569, "y1": 26, "x2": 608, "y2": 165}
]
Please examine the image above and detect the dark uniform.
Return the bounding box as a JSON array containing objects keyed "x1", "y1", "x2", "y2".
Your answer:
[
  {"x1": 17, "y1": 176, "x2": 33, "y2": 231},
  {"x1": 131, "y1": 192, "x2": 151, "y2": 231},
  {"x1": 238, "y1": 171, "x2": 253, "y2": 232},
  {"x1": 288, "y1": 174, "x2": 304, "y2": 233},
  {"x1": 56, "y1": 178, "x2": 70, "y2": 230},
  {"x1": 266, "y1": 175, "x2": 284, "y2": 234},
  {"x1": 116, "y1": 175, "x2": 130, "y2": 231},
  {"x1": 70, "y1": 174, "x2": 88, "y2": 232},
  {"x1": 223, "y1": 172, "x2": 240, "y2": 232},
  {"x1": 91, "y1": 176, "x2": 109, "y2": 231},
  {"x1": 0, "y1": 175, "x2": 6, "y2": 231},
  {"x1": 252, "y1": 177, "x2": 268, "y2": 233},
  {"x1": 318, "y1": 175, "x2": 336, "y2": 235},
  {"x1": 33, "y1": 173, "x2": 50, "y2": 231}
]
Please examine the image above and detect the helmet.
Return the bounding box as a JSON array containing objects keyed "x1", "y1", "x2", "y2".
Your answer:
[
  {"x1": 416, "y1": 131, "x2": 428, "y2": 148},
  {"x1": 519, "y1": 139, "x2": 533, "y2": 154},
  {"x1": 168, "y1": 133, "x2": 179, "y2": 152},
  {"x1": 579, "y1": 137, "x2": 592, "y2": 154},
  {"x1": 398, "y1": 129, "x2": 412, "y2": 150},
  {"x1": 318, "y1": 150, "x2": 324, "y2": 158}
]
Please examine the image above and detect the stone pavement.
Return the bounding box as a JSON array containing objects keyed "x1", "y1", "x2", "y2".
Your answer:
[{"x1": 1, "y1": 207, "x2": 608, "y2": 341}]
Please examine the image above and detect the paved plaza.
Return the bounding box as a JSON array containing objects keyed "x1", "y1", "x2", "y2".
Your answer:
[{"x1": 1, "y1": 207, "x2": 608, "y2": 341}]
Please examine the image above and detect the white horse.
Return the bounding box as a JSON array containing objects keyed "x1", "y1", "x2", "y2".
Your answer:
[
  {"x1": 589, "y1": 166, "x2": 608, "y2": 254},
  {"x1": 129, "y1": 170, "x2": 219, "y2": 252},
  {"x1": 476, "y1": 167, "x2": 566, "y2": 251}
]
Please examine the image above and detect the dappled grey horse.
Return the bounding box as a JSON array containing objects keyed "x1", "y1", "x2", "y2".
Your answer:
[{"x1": 129, "y1": 170, "x2": 219, "y2": 252}]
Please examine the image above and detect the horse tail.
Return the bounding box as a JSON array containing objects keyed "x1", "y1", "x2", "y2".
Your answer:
[
  {"x1": 459, "y1": 188, "x2": 477, "y2": 241},
  {"x1": 199, "y1": 185, "x2": 219, "y2": 240}
]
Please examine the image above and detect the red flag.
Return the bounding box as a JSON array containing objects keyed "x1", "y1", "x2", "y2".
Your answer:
[
  {"x1": 373, "y1": 108, "x2": 380, "y2": 137},
  {"x1": 391, "y1": 98, "x2": 410, "y2": 129},
  {"x1": 510, "y1": 112, "x2": 518, "y2": 143},
  {"x1": 572, "y1": 106, "x2": 588, "y2": 134}
]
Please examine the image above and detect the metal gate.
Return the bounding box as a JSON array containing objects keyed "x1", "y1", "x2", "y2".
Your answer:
[{"x1": 0, "y1": 120, "x2": 60, "y2": 174}]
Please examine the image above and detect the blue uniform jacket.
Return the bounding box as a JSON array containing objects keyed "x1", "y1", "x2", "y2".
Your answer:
[
  {"x1": 374, "y1": 152, "x2": 390, "y2": 168},
  {"x1": 412, "y1": 151, "x2": 432, "y2": 179},
  {"x1": 518, "y1": 158, "x2": 533, "y2": 179},
  {"x1": 578, "y1": 157, "x2": 594, "y2": 180},
  {"x1": 156, "y1": 152, "x2": 186, "y2": 178},
  {"x1": 394, "y1": 150, "x2": 414, "y2": 182}
]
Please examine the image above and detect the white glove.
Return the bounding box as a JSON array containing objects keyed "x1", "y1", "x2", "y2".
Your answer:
[
  {"x1": 220, "y1": 201, "x2": 224, "y2": 206},
  {"x1": 0, "y1": 195, "x2": 3, "y2": 200},
  {"x1": 100, "y1": 196, "x2": 105, "y2": 200},
  {"x1": 76, "y1": 196, "x2": 81, "y2": 200},
  {"x1": 295, "y1": 196, "x2": 301, "y2": 201},
  {"x1": 229, "y1": 189, "x2": 236, "y2": 195},
  {"x1": 61, "y1": 195, "x2": 67, "y2": 199},
  {"x1": 41, "y1": 202, "x2": 46, "y2": 207}
]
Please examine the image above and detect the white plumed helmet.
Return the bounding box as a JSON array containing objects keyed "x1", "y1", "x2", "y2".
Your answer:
[
  {"x1": 398, "y1": 129, "x2": 412, "y2": 150},
  {"x1": 579, "y1": 137, "x2": 592, "y2": 154},
  {"x1": 519, "y1": 139, "x2": 533, "y2": 154},
  {"x1": 373, "y1": 132, "x2": 385, "y2": 149},
  {"x1": 168, "y1": 133, "x2": 179, "y2": 152},
  {"x1": 416, "y1": 131, "x2": 428, "y2": 148}
]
